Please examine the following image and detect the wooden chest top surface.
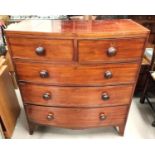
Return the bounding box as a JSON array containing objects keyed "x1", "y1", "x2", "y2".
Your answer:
[{"x1": 5, "y1": 19, "x2": 149, "y2": 38}]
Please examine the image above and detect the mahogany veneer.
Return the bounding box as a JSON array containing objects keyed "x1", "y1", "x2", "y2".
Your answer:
[
  {"x1": 5, "y1": 19, "x2": 149, "y2": 136},
  {"x1": 14, "y1": 61, "x2": 139, "y2": 86},
  {"x1": 78, "y1": 38, "x2": 145, "y2": 63},
  {"x1": 25, "y1": 105, "x2": 129, "y2": 129},
  {"x1": 9, "y1": 38, "x2": 74, "y2": 62},
  {"x1": 19, "y1": 83, "x2": 133, "y2": 107}
]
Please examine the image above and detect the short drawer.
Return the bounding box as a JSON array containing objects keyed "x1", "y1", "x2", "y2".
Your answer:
[
  {"x1": 8, "y1": 37, "x2": 73, "y2": 62},
  {"x1": 15, "y1": 61, "x2": 139, "y2": 86},
  {"x1": 78, "y1": 38, "x2": 145, "y2": 63},
  {"x1": 25, "y1": 104, "x2": 128, "y2": 128},
  {"x1": 20, "y1": 83, "x2": 133, "y2": 107}
]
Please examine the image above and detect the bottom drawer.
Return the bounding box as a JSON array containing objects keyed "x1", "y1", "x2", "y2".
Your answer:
[{"x1": 25, "y1": 105, "x2": 129, "y2": 129}]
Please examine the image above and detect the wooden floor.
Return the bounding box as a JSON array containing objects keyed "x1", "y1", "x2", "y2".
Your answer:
[{"x1": 12, "y1": 90, "x2": 155, "y2": 139}]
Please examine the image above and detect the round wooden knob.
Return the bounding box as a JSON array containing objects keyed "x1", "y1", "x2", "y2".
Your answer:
[
  {"x1": 102, "y1": 93, "x2": 110, "y2": 101},
  {"x1": 99, "y1": 113, "x2": 107, "y2": 121},
  {"x1": 104, "y1": 71, "x2": 112, "y2": 79},
  {"x1": 47, "y1": 113, "x2": 54, "y2": 120},
  {"x1": 107, "y1": 47, "x2": 117, "y2": 56},
  {"x1": 40, "y1": 70, "x2": 49, "y2": 78},
  {"x1": 35, "y1": 46, "x2": 45, "y2": 55},
  {"x1": 43, "y1": 92, "x2": 51, "y2": 100}
]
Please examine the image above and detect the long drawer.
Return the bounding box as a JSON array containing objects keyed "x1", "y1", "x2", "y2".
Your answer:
[
  {"x1": 20, "y1": 83, "x2": 133, "y2": 107},
  {"x1": 25, "y1": 104, "x2": 128, "y2": 128},
  {"x1": 78, "y1": 38, "x2": 145, "y2": 63},
  {"x1": 15, "y1": 61, "x2": 139, "y2": 86},
  {"x1": 8, "y1": 37, "x2": 74, "y2": 62}
]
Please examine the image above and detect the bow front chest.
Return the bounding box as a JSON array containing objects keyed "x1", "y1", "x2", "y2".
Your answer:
[{"x1": 5, "y1": 19, "x2": 149, "y2": 135}]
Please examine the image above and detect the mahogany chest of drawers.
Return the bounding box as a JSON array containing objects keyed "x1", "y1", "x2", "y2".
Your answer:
[{"x1": 5, "y1": 19, "x2": 149, "y2": 136}]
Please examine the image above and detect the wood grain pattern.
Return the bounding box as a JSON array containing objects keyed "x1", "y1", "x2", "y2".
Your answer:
[
  {"x1": 8, "y1": 37, "x2": 73, "y2": 62},
  {"x1": 4, "y1": 19, "x2": 149, "y2": 135},
  {"x1": 78, "y1": 38, "x2": 145, "y2": 63},
  {"x1": 14, "y1": 61, "x2": 139, "y2": 86},
  {"x1": 20, "y1": 83, "x2": 133, "y2": 107},
  {"x1": 25, "y1": 104, "x2": 128, "y2": 128},
  {"x1": 5, "y1": 19, "x2": 149, "y2": 38}
]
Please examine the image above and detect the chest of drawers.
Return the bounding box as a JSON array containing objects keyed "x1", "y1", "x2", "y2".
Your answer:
[{"x1": 5, "y1": 19, "x2": 149, "y2": 136}]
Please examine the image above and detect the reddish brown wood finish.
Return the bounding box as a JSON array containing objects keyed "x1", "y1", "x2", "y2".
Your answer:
[
  {"x1": 8, "y1": 37, "x2": 73, "y2": 62},
  {"x1": 14, "y1": 61, "x2": 139, "y2": 86},
  {"x1": 5, "y1": 19, "x2": 150, "y2": 135},
  {"x1": 25, "y1": 104, "x2": 128, "y2": 128},
  {"x1": 5, "y1": 20, "x2": 149, "y2": 38},
  {"x1": 78, "y1": 38, "x2": 145, "y2": 63},
  {"x1": 20, "y1": 83, "x2": 133, "y2": 107}
]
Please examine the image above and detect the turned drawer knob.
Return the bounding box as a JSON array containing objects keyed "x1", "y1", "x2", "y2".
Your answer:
[
  {"x1": 35, "y1": 46, "x2": 45, "y2": 55},
  {"x1": 47, "y1": 113, "x2": 54, "y2": 120},
  {"x1": 102, "y1": 93, "x2": 110, "y2": 101},
  {"x1": 99, "y1": 113, "x2": 107, "y2": 121},
  {"x1": 107, "y1": 47, "x2": 117, "y2": 56},
  {"x1": 104, "y1": 71, "x2": 112, "y2": 79},
  {"x1": 40, "y1": 70, "x2": 49, "y2": 78},
  {"x1": 43, "y1": 92, "x2": 51, "y2": 100}
]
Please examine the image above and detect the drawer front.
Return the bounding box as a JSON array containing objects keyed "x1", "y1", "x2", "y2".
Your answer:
[
  {"x1": 25, "y1": 105, "x2": 128, "y2": 128},
  {"x1": 8, "y1": 37, "x2": 73, "y2": 62},
  {"x1": 20, "y1": 83, "x2": 133, "y2": 107},
  {"x1": 78, "y1": 38, "x2": 145, "y2": 63},
  {"x1": 15, "y1": 61, "x2": 139, "y2": 86}
]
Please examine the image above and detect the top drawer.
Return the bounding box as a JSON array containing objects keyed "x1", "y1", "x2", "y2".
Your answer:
[
  {"x1": 8, "y1": 37, "x2": 73, "y2": 62},
  {"x1": 78, "y1": 38, "x2": 145, "y2": 63}
]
